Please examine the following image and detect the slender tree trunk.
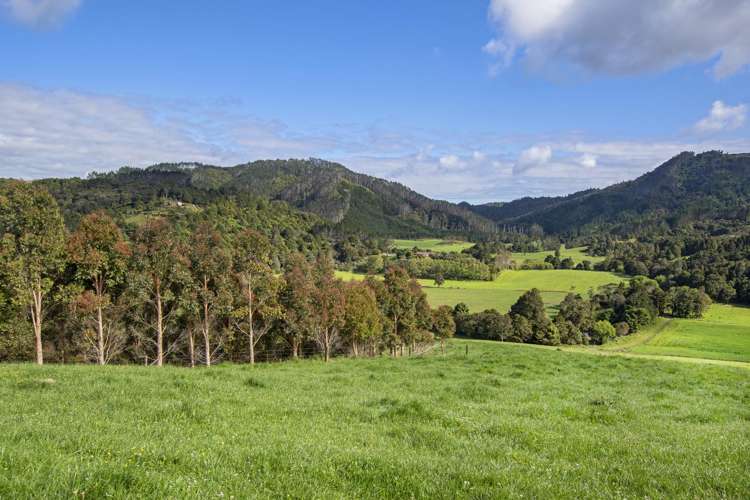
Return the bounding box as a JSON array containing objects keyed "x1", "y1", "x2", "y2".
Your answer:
[
  {"x1": 291, "y1": 338, "x2": 299, "y2": 359},
  {"x1": 95, "y1": 277, "x2": 105, "y2": 365},
  {"x1": 203, "y1": 324, "x2": 211, "y2": 367},
  {"x1": 203, "y1": 276, "x2": 211, "y2": 367},
  {"x1": 441, "y1": 339, "x2": 445, "y2": 355},
  {"x1": 155, "y1": 279, "x2": 163, "y2": 367},
  {"x1": 96, "y1": 304, "x2": 105, "y2": 365},
  {"x1": 30, "y1": 288, "x2": 43, "y2": 365},
  {"x1": 247, "y1": 281, "x2": 255, "y2": 365},
  {"x1": 324, "y1": 330, "x2": 331, "y2": 362},
  {"x1": 188, "y1": 331, "x2": 195, "y2": 368}
]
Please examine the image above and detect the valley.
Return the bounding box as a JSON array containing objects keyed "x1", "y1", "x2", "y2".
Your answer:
[
  {"x1": 337, "y1": 268, "x2": 625, "y2": 314},
  {"x1": 5, "y1": 4, "x2": 750, "y2": 497}
]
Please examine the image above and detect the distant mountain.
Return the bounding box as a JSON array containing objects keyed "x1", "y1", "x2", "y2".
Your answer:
[
  {"x1": 461, "y1": 189, "x2": 597, "y2": 223},
  {"x1": 36, "y1": 158, "x2": 497, "y2": 238},
  {"x1": 465, "y1": 151, "x2": 750, "y2": 235}
]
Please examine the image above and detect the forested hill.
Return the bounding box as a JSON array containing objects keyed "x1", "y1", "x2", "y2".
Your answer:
[
  {"x1": 461, "y1": 189, "x2": 596, "y2": 224},
  {"x1": 36, "y1": 158, "x2": 497, "y2": 238},
  {"x1": 466, "y1": 151, "x2": 750, "y2": 236}
]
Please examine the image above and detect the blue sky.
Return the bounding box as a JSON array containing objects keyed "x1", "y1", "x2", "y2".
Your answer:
[{"x1": 1, "y1": 0, "x2": 748, "y2": 202}]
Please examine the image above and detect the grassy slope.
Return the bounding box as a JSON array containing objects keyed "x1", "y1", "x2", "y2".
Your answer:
[
  {"x1": 337, "y1": 269, "x2": 625, "y2": 313},
  {"x1": 602, "y1": 304, "x2": 750, "y2": 363},
  {"x1": 512, "y1": 246, "x2": 604, "y2": 265},
  {"x1": 390, "y1": 239, "x2": 475, "y2": 253},
  {"x1": 1, "y1": 341, "x2": 748, "y2": 498}
]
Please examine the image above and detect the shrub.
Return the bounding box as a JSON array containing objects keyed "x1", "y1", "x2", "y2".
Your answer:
[{"x1": 591, "y1": 320, "x2": 616, "y2": 345}]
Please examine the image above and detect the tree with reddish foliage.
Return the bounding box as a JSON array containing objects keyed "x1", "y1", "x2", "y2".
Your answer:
[{"x1": 68, "y1": 211, "x2": 130, "y2": 365}]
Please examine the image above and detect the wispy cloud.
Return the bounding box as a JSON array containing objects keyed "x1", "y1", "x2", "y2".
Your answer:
[
  {"x1": 2, "y1": 0, "x2": 81, "y2": 28},
  {"x1": 484, "y1": 0, "x2": 750, "y2": 79},
  {"x1": 694, "y1": 101, "x2": 747, "y2": 133}
]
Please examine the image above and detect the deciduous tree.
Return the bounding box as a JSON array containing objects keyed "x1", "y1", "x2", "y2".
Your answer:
[
  {"x1": 232, "y1": 229, "x2": 281, "y2": 365},
  {"x1": 308, "y1": 254, "x2": 346, "y2": 362},
  {"x1": 341, "y1": 282, "x2": 382, "y2": 357},
  {"x1": 187, "y1": 222, "x2": 232, "y2": 367},
  {"x1": 67, "y1": 211, "x2": 130, "y2": 365},
  {"x1": 0, "y1": 182, "x2": 66, "y2": 365},
  {"x1": 432, "y1": 305, "x2": 455, "y2": 354},
  {"x1": 131, "y1": 218, "x2": 188, "y2": 366}
]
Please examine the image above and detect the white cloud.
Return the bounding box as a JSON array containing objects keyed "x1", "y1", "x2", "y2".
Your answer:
[
  {"x1": 0, "y1": 84, "x2": 326, "y2": 178},
  {"x1": 579, "y1": 153, "x2": 597, "y2": 168},
  {"x1": 694, "y1": 101, "x2": 747, "y2": 133},
  {"x1": 2, "y1": 0, "x2": 81, "y2": 28},
  {"x1": 439, "y1": 154, "x2": 465, "y2": 169},
  {"x1": 485, "y1": 0, "x2": 750, "y2": 78},
  {"x1": 518, "y1": 146, "x2": 552, "y2": 166},
  {"x1": 2, "y1": 83, "x2": 749, "y2": 204}
]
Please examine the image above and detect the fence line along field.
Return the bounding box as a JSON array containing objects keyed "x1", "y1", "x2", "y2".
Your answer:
[
  {"x1": 1, "y1": 340, "x2": 747, "y2": 498},
  {"x1": 337, "y1": 269, "x2": 626, "y2": 313},
  {"x1": 601, "y1": 303, "x2": 750, "y2": 363}
]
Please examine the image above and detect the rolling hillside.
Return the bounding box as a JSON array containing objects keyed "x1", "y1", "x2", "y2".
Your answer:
[
  {"x1": 36, "y1": 159, "x2": 497, "y2": 238},
  {"x1": 466, "y1": 151, "x2": 750, "y2": 235}
]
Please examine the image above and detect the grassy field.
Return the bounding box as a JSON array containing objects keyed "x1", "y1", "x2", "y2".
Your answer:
[
  {"x1": 337, "y1": 269, "x2": 625, "y2": 313},
  {"x1": 512, "y1": 246, "x2": 604, "y2": 265},
  {"x1": 1, "y1": 340, "x2": 748, "y2": 498},
  {"x1": 387, "y1": 241, "x2": 602, "y2": 266},
  {"x1": 602, "y1": 304, "x2": 750, "y2": 363},
  {"x1": 390, "y1": 239, "x2": 475, "y2": 253}
]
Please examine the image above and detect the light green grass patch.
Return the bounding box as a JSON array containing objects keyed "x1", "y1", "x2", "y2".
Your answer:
[
  {"x1": 624, "y1": 304, "x2": 750, "y2": 363},
  {"x1": 512, "y1": 246, "x2": 604, "y2": 265},
  {"x1": 337, "y1": 269, "x2": 625, "y2": 313},
  {"x1": 390, "y1": 238, "x2": 474, "y2": 253}
]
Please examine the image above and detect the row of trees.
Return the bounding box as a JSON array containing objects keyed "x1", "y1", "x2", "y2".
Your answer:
[
  {"x1": 0, "y1": 182, "x2": 454, "y2": 366},
  {"x1": 454, "y1": 277, "x2": 711, "y2": 346},
  {"x1": 591, "y1": 233, "x2": 750, "y2": 305},
  {"x1": 354, "y1": 253, "x2": 493, "y2": 281}
]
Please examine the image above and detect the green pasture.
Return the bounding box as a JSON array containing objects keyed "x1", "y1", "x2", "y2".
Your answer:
[
  {"x1": 511, "y1": 246, "x2": 604, "y2": 265},
  {"x1": 389, "y1": 239, "x2": 474, "y2": 253},
  {"x1": 606, "y1": 304, "x2": 750, "y2": 363},
  {"x1": 337, "y1": 269, "x2": 625, "y2": 313},
  {"x1": 1, "y1": 340, "x2": 747, "y2": 498}
]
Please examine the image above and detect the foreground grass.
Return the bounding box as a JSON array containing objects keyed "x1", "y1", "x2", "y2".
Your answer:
[
  {"x1": 390, "y1": 238, "x2": 475, "y2": 253},
  {"x1": 1, "y1": 340, "x2": 748, "y2": 498},
  {"x1": 602, "y1": 304, "x2": 750, "y2": 363},
  {"x1": 338, "y1": 269, "x2": 625, "y2": 313}
]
